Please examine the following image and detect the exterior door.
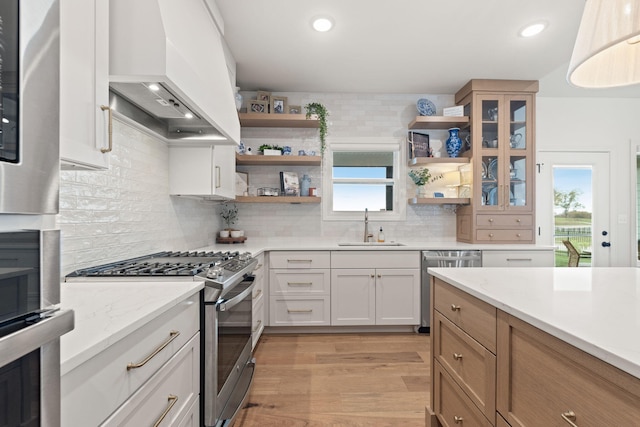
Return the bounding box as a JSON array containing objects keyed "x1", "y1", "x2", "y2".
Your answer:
[{"x1": 537, "y1": 151, "x2": 611, "y2": 267}]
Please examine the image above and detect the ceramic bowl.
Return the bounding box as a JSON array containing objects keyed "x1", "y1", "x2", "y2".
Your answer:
[
  {"x1": 219, "y1": 230, "x2": 230, "y2": 238},
  {"x1": 230, "y1": 230, "x2": 243, "y2": 238}
]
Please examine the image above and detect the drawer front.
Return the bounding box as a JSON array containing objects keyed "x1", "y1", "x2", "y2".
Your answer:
[
  {"x1": 434, "y1": 311, "x2": 496, "y2": 420},
  {"x1": 269, "y1": 269, "x2": 330, "y2": 295},
  {"x1": 331, "y1": 251, "x2": 420, "y2": 269},
  {"x1": 269, "y1": 251, "x2": 330, "y2": 269},
  {"x1": 434, "y1": 278, "x2": 496, "y2": 352},
  {"x1": 269, "y1": 296, "x2": 330, "y2": 326},
  {"x1": 497, "y1": 312, "x2": 640, "y2": 427},
  {"x1": 476, "y1": 229, "x2": 533, "y2": 243},
  {"x1": 482, "y1": 250, "x2": 554, "y2": 267},
  {"x1": 252, "y1": 295, "x2": 264, "y2": 349},
  {"x1": 101, "y1": 333, "x2": 200, "y2": 427},
  {"x1": 62, "y1": 294, "x2": 200, "y2": 427},
  {"x1": 252, "y1": 253, "x2": 266, "y2": 299},
  {"x1": 433, "y1": 361, "x2": 493, "y2": 427},
  {"x1": 476, "y1": 214, "x2": 533, "y2": 228}
]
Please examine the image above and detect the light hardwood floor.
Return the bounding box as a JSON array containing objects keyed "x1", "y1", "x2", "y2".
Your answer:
[{"x1": 235, "y1": 333, "x2": 430, "y2": 426}]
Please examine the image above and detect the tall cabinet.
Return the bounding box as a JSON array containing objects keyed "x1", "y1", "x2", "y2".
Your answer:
[{"x1": 454, "y1": 80, "x2": 538, "y2": 244}]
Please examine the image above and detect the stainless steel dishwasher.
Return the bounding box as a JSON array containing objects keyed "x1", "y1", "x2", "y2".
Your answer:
[{"x1": 419, "y1": 250, "x2": 482, "y2": 333}]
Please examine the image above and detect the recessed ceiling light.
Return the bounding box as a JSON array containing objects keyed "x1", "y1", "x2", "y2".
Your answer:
[
  {"x1": 312, "y1": 16, "x2": 333, "y2": 32},
  {"x1": 519, "y1": 22, "x2": 547, "y2": 38}
]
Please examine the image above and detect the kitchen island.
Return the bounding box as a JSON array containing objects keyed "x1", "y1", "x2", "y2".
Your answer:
[{"x1": 427, "y1": 267, "x2": 640, "y2": 427}]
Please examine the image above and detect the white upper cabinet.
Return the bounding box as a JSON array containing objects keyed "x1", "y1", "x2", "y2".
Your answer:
[
  {"x1": 60, "y1": 0, "x2": 111, "y2": 170},
  {"x1": 169, "y1": 145, "x2": 236, "y2": 199}
]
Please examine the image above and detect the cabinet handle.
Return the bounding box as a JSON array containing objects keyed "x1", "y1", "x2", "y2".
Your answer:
[
  {"x1": 516, "y1": 218, "x2": 522, "y2": 223},
  {"x1": 489, "y1": 233, "x2": 494, "y2": 238},
  {"x1": 370, "y1": 274, "x2": 375, "y2": 278},
  {"x1": 450, "y1": 304, "x2": 461, "y2": 311},
  {"x1": 287, "y1": 282, "x2": 312, "y2": 286},
  {"x1": 516, "y1": 233, "x2": 522, "y2": 238},
  {"x1": 215, "y1": 166, "x2": 221, "y2": 188},
  {"x1": 453, "y1": 353, "x2": 463, "y2": 360},
  {"x1": 454, "y1": 415, "x2": 464, "y2": 424},
  {"x1": 561, "y1": 410, "x2": 578, "y2": 426},
  {"x1": 506, "y1": 258, "x2": 532, "y2": 262},
  {"x1": 252, "y1": 289, "x2": 263, "y2": 299},
  {"x1": 254, "y1": 263, "x2": 264, "y2": 271},
  {"x1": 152, "y1": 394, "x2": 178, "y2": 427},
  {"x1": 288, "y1": 309, "x2": 313, "y2": 313},
  {"x1": 252, "y1": 320, "x2": 263, "y2": 332},
  {"x1": 287, "y1": 259, "x2": 312, "y2": 263},
  {"x1": 127, "y1": 330, "x2": 180, "y2": 370},
  {"x1": 100, "y1": 105, "x2": 113, "y2": 154},
  {"x1": 488, "y1": 218, "x2": 494, "y2": 223},
  {"x1": 377, "y1": 274, "x2": 381, "y2": 278}
]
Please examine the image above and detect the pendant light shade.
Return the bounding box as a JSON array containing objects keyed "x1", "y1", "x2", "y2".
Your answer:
[{"x1": 567, "y1": 0, "x2": 640, "y2": 88}]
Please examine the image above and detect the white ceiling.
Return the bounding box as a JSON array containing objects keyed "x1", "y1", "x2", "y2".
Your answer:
[{"x1": 217, "y1": 0, "x2": 640, "y2": 98}]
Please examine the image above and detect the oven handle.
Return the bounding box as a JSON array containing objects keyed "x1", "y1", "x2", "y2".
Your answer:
[
  {"x1": 216, "y1": 276, "x2": 256, "y2": 312},
  {"x1": 0, "y1": 308, "x2": 74, "y2": 367}
]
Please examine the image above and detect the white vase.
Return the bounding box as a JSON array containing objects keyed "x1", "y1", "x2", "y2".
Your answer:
[{"x1": 416, "y1": 186, "x2": 428, "y2": 198}]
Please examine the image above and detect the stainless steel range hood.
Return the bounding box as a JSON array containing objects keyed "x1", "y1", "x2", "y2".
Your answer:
[{"x1": 109, "y1": 0, "x2": 240, "y2": 144}]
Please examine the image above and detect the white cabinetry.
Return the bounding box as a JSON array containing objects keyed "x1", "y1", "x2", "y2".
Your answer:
[
  {"x1": 62, "y1": 294, "x2": 200, "y2": 426},
  {"x1": 60, "y1": 0, "x2": 111, "y2": 170},
  {"x1": 169, "y1": 145, "x2": 235, "y2": 199},
  {"x1": 482, "y1": 250, "x2": 553, "y2": 267},
  {"x1": 252, "y1": 252, "x2": 266, "y2": 349},
  {"x1": 330, "y1": 251, "x2": 420, "y2": 326}
]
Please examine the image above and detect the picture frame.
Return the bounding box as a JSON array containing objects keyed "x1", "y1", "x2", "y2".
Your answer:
[
  {"x1": 271, "y1": 96, "x2": 288, "y2": 114},
  {"x1": 248, "y1": 100, "x2": 268, "y2": 114},
  {"x1": 408, "y1": 131, "x2": 430, "y2": 158},
  {"x1": 256, "y1": 91, "x2": 271, "y2": 103},
  {"x1": 279, "y1": 171, "x2": 299, "y2": 196},
  {"x1": 288, "y1": 105, "x2": 301, "y2": 114},
  {"x1": 235, "y1": 172, "x2": 249, "y2": 196}
]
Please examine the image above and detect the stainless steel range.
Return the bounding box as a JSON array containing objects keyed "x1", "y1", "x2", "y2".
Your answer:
[{"x1": 66, "y1": 250, "x2": 258, "y2": 427}]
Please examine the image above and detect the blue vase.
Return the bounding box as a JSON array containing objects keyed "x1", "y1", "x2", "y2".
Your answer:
[
  {"x1": 446, "y1": 127, "x2": 462, "y2": 158},
  {"x1": 300, "y1": 174, "x2": 311, "y2": 196}
]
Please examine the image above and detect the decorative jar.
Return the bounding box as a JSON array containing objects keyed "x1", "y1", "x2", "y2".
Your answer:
[
  {"x1": 300, "y1": 174, "x2": 311, "y2": 196},
  {"x1": 446, "y1": 127, "x2": 462, "y2": 158},
  {"x1": 234, "y1": 87, "x2": 243, "y2": 111}
]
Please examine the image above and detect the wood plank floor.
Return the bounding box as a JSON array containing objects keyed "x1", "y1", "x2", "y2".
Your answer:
[{"x1": 235, "y1": 333, "x2": 430, "y2": 426}]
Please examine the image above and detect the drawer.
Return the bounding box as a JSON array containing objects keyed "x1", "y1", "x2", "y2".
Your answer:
[
  {"x1": 476, "y1": 229, "x2": 533, "y2": 242},
  {"x1": 433, "y1": 361, "x2": 493, "y2": 427},
  {"x1": 101, "y1": 333, "x2": 200, "y2": 426},
  {"x1": 252, "y1": 295, "x2": 264, "y2": 349},
  {"x1": 433, "y1": 278, "x2": 496, "y2": 353},
  {"x1": 269, "y1": 251, "x2": 330, "y2": 269},
  {"x1": 252, "y1": 253, "x2": 266, "y2": 284},
  {"x1": 331, "y1": 251, "x2": 420, "y2": 269},
  {"x1": 434, "y1": 311, "x2": 495, "y2": 420},
  {"x1": 482, "y1": 250, "x2": 554, "y2": 267},
  {"x1": 62, "y1": 294, "x2": 199, "y2": 427},
  {"x1": 252, "y1": 255, "x2": 266, "y2": 301},
  {"x1": 269, "y1": 296, "x2": 330, "y2": 326},
  {"x1": 476, "y1": 214, "x2": 533, "y2": 228},
  {"x1": 269, "y1": 269, "x2": 330, "y2": 295},
  {"x1": 497, "y1": 312, "x2": 640, "y2": 427}
]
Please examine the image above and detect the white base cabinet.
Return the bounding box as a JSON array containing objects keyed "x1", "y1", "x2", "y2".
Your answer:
[
  {"x1": 169, "y1": 145, "x2": 236, "y2": 199},
  {"x1": 252, "y1": 253, "x2": 266, "y2": 349},
  {"x1": 482, "y1": 250, "x2": 554, "y2": 267}
]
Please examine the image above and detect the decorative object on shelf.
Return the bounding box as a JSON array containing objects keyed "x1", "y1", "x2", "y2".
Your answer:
[
  {"x1": 234, "y1": 87, "x2": 243, "y2": 111},
  {"x1": 445, "y1": 127, "x2": 462, "y2": 158},
  {"x1": 282, "y1": 145, "x2": 292, "y2": 155},
  {"x1": 509, "y1": 133, "x2": 523, "y2": 148},
  {"x1": 288, "y1": 105, "x2": 301, "y2": 114},
  {"x1": 443, "y1": 105, "x2": 464, "y2": 116},
  {"x1": 237, "y1": 140, "x2": 246, "y2": 154},
  {"x1": 409, "y1": 167, "x2": 442, "y2": 198},
  {"x1": 416, "y1": 98, "x2": 436, "y2": 116},
  {"x1": 235, "y1": 172, "x2": 249, "y2": 196},
  {"x1": 256, "y1": 90, "x2": 271, "y2": 109},
  {"x1": 305, "y1": 102, "x2": 328, "y2": 155},
  {"x1": 257, "y1": 187, "x2": 279, "y2": 196},
  {"x1": 220, "y1": 202, "x2": 238, "y2": 231},
  {"x1": 300, "y1": 174, "x2": 311, "y2": 196},
  {"x1": 271, "y1": 96, "x2": 288, "y2": 114},
  {"x1": 408, "y1": 131, "x2": 430, "y2": 158},
  {"x1": 219, "y1": 230, "x2": 230, "y2": 238},
  {"x1": 280, "y1": 171, "x2": 300, "y2": 196},
  {"x1": 258, "y1": 144, "x2": 283, "y2": 155},
  {"x1": 248, "y1": 100, "x2": 268, "y2": 114},
  {"x1": 487, "y1": 107, "x2": 498, "y2": 121}
]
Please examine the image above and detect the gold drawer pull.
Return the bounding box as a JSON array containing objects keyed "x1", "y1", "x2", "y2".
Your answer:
[
  {"x1": 516, "y1": 218, "x2": 522, "y2": 223},
  {"x1": 377, "y1": 274, "x2": 381, "y2": 278},
  {"x1": 287, "y1": 259, "x2": 312, "y2": 263},
  {"x1": 127, "y1": 330, "x2": 180, "y2": 370},
  {"x1": 252, "y1": 320, "x2": 263, "y2": 332},
  {"x1": 453, "y1": 353, "x2": 463, "y2": 360},
  {"x1": 370, "y1": 274, "x2": 375, "y2": 278},
  {"x1": 561, "y1": 410, "x2": 578, "y2": 426},
  {"x1": 288, "y1": 282, "x2": 313, "y2": 286},
  {"x1": 254, "y1": 263, "x2": 264, "y2": 271},
  {"x1": 488, "y1": 218, "x2": 494, "y2": 223},
  {"x1": 100, "y1": 105, "x2": 113, "y2": 153},
  {"x1": 252, "y1": 289, "x2": 263, "y2": 299},
  {"x1": 450, "y1": 304, "x2": 461, "y2": 311},
  {"x1": 152, "y1": 394, "x2": 178, "y2": 427},
  {"x1": 288, "y1": 309, "x2": 313, "y2": 313},
  {"x1": 516, "y1": 233, "x2": 522, "y2": 238},
  {"x1": 489, "y1": 233, "x2": 494, "y2": 238},
  {"x1": 454, "y1": 415, "x2": 464, "y2": 424}
]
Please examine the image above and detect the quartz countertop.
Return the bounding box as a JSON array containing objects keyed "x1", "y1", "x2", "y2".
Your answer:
[
  {"x1": 59, "y1": 281, "x2": 204, "y2": 376},
  {"x1": 429, "y1": 267, "x2": 640, "y2": 379}
]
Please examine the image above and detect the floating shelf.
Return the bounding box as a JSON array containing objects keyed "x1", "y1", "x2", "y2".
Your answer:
[
  {"x1": 408, "y1": 157, "x2": 470, "y2": 166},
  {"x1": 408, "y1": 116, "x2": 469, "y2": 130},
  {"x1": 236, "y1": 154, "x2": 321, "y2": 166},
  {"x1": 235, "y1": 196, "x2": 321, "y2": 204},
  {"x1": 239, "y1": 113, "x2": 319, "y2": 128},
  {"x1": 408, "y1": 197, "x2": 470, "y2": 205}
]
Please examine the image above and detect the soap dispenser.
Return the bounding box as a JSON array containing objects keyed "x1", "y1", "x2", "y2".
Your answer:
[{"x1": 377, "y1": 227, "x2": 385, "y2": 243}]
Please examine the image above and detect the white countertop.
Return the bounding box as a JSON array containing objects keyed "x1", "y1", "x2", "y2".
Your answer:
[
  {"x1": 429, "y1": 267, "x2": 640, "y2": 379},
  {"x1": 59, "y1": 281, "x2": 204, "y2": 376}
]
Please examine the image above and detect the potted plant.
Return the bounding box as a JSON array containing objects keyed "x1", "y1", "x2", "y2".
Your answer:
[
  {"x1": 305, "y1": 102, "x2": 328, "y2": 156},
  {"x1": 219, "y1": 202, "x2": 239, "y2": 238},
  {"x1": 409, "y1": 167, "x2": 442, "y2": 198},
  {"x1": 258, "y1": 144, "x2": 283, "y2": 156}
]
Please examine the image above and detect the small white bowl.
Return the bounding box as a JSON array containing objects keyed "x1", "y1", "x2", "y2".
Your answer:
[
  {"x1": 230, "y1": 230, "x2": 243, "y2": 238},
  {"x1": 219, "y1": 230, "x2": 230, "y2": 238}
]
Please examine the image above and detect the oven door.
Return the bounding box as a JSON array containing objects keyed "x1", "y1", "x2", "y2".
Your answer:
[{"x1": 203, "y1": 276, "x2": 256, "y2": 427}]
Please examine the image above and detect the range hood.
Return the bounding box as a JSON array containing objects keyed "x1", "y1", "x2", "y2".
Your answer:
[{"x1": 109, "y1": 0, "x2": 240, "y2": 144}]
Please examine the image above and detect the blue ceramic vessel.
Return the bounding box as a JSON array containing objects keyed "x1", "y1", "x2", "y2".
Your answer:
[{"x1": 446, "y1": 127, "x2": 462, "y2": 158}]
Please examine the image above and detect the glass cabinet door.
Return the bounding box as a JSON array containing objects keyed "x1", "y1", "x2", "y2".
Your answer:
[{"x1": 506, "y1": 95, "x2": 532, "y2": 211}]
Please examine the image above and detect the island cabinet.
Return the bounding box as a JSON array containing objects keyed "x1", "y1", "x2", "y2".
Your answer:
[
  {"x1": 330, "y1": 251, "x2": 420, "y2": 326},
  {"x1": 268, "y1": 251, "x2": 331, "y2": 326},
  {"x1": 252, "y1": 252, "x2": 266, "y2": 349},
  {"x1": 454, "y1": 80, "x2": 538, "y2": 244}
]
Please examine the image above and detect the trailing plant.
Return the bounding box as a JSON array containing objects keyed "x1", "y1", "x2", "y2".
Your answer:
[
  {"x1": 305, "y1": 102, "x2": 328, "y2": 155},
  {"x1": 220, "y1": 202, "x2": 238, "y2": 229},
  {"x1": 408, "y1": 167, "x2": 442, "y2": 186}
]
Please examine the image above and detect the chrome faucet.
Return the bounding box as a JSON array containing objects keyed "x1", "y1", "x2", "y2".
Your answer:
[{"x1": 363, "y1": 208, "x2": 373, "y2": 242}]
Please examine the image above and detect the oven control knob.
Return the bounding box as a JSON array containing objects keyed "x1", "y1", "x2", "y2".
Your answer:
[
  {"x1": 206, "y1": 266, "x2": 224, "y2": 279},
  {"x1": 239, "y1": 252, "x2": 251, "y2": 261}
]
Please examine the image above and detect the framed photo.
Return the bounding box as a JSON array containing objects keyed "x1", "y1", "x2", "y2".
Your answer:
[
  {"x1": 408, "y1": 131, "x2": 430, "y2": 158},
  {"x1": 256, "y1": 91, "x2": 271, "y2": 103},
  {"x1": 235, "y1": 172, "x2": 249, "y2": 196},
  {"x1": 288, "y1": 105, "x2": 301, "y2": 114},
  {"x1": 248, "y1": 100, "x2": 268, "y2": 114},
  {"x1": 271, "y1": 96, "x2": 288, "y2": 114},
  {"x1": 279, "y1": 171, "x2": 299, "y2": 196}
]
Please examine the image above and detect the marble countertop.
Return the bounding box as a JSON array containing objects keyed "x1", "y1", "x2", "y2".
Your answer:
[
  {"x1": 59, "y1": 281, "x2": 204, "y2": 376},
  {"x1": 429, "y1": 267, "x2": 640, "y2": 379}
]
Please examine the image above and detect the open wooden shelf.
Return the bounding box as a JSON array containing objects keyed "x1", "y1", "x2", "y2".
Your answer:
[
  {"x1": 408, "y1": 116, "x2": 469, "y2": 130},
  {"x1": 239, "y1": 113, "x2": 319, "y2": 128},
  {"x1": 235, "y1": 196, "x2": 321, "y2": 204},
  {"x1": 236, "y1": 154, "x2": 321, "y2": 166},
  {"x1": 408, "y1": 157, "x2": 470, "y2": 166},
  {"x1": 408, "y1": 197, "x2": 470, "y2": 205}
]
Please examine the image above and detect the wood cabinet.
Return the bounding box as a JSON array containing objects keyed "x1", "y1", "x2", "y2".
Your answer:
[
  {"x1": 60, "y1": 0, "x2": 111, "y2": 170},
  {"x1": 251, "y1": 252, "x2": 266, "y2": 349},
  {"x1": 169, "y1": 145, "x2": 236, "y2": 199},
  {"x1": 330, "y1": 251, "x2": 420, "y2": 326},
  {"x1": 454, "y1": 80, "x2": 538, "y2": 243}
]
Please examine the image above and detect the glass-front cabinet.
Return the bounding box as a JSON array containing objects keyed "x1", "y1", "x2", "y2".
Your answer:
[{"x1": 454, "y1": 80, "x2": 538, "y2": 243}]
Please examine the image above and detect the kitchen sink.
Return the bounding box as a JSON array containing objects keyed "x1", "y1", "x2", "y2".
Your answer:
[{"x1": 338, "y1": 242, "x2": 406, "y2": 246}]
